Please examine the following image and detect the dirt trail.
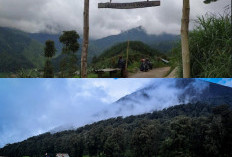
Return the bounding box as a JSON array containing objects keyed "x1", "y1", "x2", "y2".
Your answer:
[{"x1": 128, "y1": 67, "x2": 171, "y2": 78}]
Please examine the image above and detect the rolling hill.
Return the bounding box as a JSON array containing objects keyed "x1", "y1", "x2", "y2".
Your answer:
[{"x1": 92, "y1": 41, "x2": 165, "y2": 70}]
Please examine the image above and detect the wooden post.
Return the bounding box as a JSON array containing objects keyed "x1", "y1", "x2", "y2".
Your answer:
[
  {"x1": 81, "y1": 0, "x2": 89, "y2": 78},
  {"x1": 181, "y1": 0, "x2": 190, "y2": 78},
  {"x1": 126, "y1": 41, "x2": 129, "y2": 69}
]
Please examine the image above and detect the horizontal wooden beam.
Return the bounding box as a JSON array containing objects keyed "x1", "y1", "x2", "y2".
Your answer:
[{"x1": 98, "y1": 1, "x2": 160, "y2": 9}]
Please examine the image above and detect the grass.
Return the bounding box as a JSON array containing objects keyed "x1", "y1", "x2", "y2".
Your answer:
[
  {"x1": 172, "y1": 13, "x2": 232, "y2": 78},
  {"x1": 0, "y1": 73, "x2": 9, "y2": 78}
]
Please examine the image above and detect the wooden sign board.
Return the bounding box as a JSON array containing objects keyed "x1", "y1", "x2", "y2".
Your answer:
[{"x1": 98, "y1": 1, "x2": 160, "y2": 9}]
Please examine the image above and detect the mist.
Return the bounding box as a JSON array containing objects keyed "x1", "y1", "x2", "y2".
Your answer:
[{"x1": 0, "y1": 78, "x2": 231, "y2": 148}]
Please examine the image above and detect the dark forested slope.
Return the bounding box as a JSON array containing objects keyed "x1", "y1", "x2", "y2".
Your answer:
[
  {"x1": 0, "y1": 27, "x2": 44, "y2": 72},
  {"x1": 0, "y1": 102, "x2": 231, "y2": 157}
]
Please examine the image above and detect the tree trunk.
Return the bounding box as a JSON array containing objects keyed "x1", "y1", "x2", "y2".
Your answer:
[
  {"x1": 181, "y1": 0, "x2": 190, "y2": 78},
  {"x1": 81, "y1": 0, "x2": 90, "y2": 78},
  {"x1": 126, "y1": 40, "x2": 129, "y2": 69}
]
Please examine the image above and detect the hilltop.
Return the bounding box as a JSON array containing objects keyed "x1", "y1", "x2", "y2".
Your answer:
[{"x1": 92, "y1": 41, "x2": 167, "y2": 71}]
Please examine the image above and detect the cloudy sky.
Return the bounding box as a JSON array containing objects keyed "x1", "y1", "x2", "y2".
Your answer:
[
  {"x1": 0, "y1": 78, "x2": 232, "y2": 148},
  {"x1": 0, "y1": 0, "x2": 230, "y2": 39}
]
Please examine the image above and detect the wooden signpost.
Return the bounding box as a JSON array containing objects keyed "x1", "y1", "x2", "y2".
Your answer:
[
  {"x1": 98, "y1": 1, "x2": 160, "y2": 9},
  {"x1": 81, "y1": 0, "x2": 161, "y2": 78}
]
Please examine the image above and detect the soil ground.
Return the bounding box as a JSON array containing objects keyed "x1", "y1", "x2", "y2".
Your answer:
[{"x1": 128, "y1": 67, "x2": 174, "y2": 78}]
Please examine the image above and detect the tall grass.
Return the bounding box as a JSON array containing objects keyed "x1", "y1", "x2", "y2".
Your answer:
[{"x1": 174, "y1": 13, "x2": 232, "y2": 78}]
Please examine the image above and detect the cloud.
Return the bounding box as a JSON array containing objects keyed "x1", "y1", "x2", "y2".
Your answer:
[
  {"x1": 0, "y1": 0, "x2": 230, "y2": 38},
  {"x1": 0, "y1": 78, "x2": 151, "y2": 148}
]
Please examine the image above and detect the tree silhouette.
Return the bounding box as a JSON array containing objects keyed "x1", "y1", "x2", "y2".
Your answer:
[{"x1": 44, "y1": 40, "x2": 56, "y2": 78}]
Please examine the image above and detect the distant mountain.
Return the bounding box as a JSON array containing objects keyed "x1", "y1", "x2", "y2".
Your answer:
[
  {"x1": 97, "y1": 79, "x2": 232, "y2": 118},
  {"x1": 0, "y1": 27, "x2": 44, "y2": 73},
  {"x1": 0, "y1": 26, "x2": 178, "y2": 73},
  {"x1": 30, "y1": 26, "x2": 178, "y2": 59},
  {"x1": 92, "y1": 26, "x2": 179, "y2": 53}
]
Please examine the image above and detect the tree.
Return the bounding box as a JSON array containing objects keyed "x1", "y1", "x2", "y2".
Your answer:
[
  {"x1": 44, "y1": 40, "x2": 56, "y2": 78},
  {"x1": 44, "y1": 60, "x2": 54, "y2": 78},
  {"x1": 131, "y1": 120, "x2": 161, "y2": 157},
  {"x1": 104, "y1": 128, "x2": 125, "y2": 157},
  {"x1": 59, "y1": 31, "x2": 80, "y2": 54},
  {"x1": 44, "y1": 40, "x2": 56, "y2": 58},
  {"x1": 59, "y1": 31, "x2": 80, "y2": 77}
]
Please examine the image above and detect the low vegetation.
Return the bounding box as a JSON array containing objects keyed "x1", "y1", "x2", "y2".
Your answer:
[
  {"x1": 91, "y1": 41, "x2": 168, "y2": 72},
  {"x1": 172, "y1": 13, "x2": 232, "y2": 78}
]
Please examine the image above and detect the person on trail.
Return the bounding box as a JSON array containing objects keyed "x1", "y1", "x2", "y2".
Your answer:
[
  {"x1": 118, "y1": 56, "x2": 126, "y2": 77},
  {"x1": 140, "y1": 59, "x2": 149, "y2": 72},
  {"x1": 145, "y1": 58, "x2": 152, "y2": 70}
]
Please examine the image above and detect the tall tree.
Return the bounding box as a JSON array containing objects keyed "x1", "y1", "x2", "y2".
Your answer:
[
  {"x1": 59, "y1": 31, "x2": 80, "y2": 77},
  {"x1": 81, "y1": 0, "x2": 90, "y2": 78},
  {"x1": 43, "y1": 40, "x2": 56, "y2": 78}
]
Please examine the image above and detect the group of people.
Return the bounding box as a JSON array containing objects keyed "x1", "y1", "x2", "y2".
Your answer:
[
  {"x1": 140, "y1": 58, "x2": 152, "y2": 72},
  {"x1": 117, "y1": 56, "x2": 153, "y2": 77}
]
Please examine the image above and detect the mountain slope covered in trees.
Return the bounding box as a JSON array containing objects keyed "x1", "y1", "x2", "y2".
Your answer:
[
  {"x1": 0, "y1": 103, "x2": 231, "y2": 157},
  {"x1": 0, "y1": 79, "x2": 232, "y2": 157},
  {"x1": 0, "y1": 27, "x2": 44, "y2": 72}
]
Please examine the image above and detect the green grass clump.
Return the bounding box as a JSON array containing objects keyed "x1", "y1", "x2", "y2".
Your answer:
[{"x1": 173, "y1": 13, "x2": 231, "y2": 78}]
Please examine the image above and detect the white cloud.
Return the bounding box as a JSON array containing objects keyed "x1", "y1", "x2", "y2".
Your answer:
[
  {"x1": 218, "y1": 78, "x2": 232, "y2": 87},
  {"x1": 0, "y1": 0, "x2": 230, "y2": 38}
]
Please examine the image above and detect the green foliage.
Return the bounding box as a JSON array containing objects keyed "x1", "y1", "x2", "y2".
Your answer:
[
  {"x1": 17, "y1": 69, "x2": 41, "y2": 78},
  {"x1": 43, "y1": 60, "x2": 54, "y2": 78},
  {"x1": 1, "y1": 103, "x2": 231, "y2": 157},
  {"x1": 59, "y1": 31, "x2": 80, "y2": 77},
  {"x1": 43, "y1": 40, "x2": 56, "y2": 78},
  {"x1": 92, "y1": 41, "x2": 166, "y2": 71},
  {"x1": 59, "y1": 31, "x2": 80, "y2": 54},
  {"x1": 0, "y1": 27, "x2": 44, "y2": 73},
  {"x1": 173, "y1": 13, "x2": 232, "y2": 77},
  {"x1": 44, "y1": 40, "x2": 56, "y2": 58}
]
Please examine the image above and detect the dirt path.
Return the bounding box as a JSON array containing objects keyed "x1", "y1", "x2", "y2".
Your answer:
[{"x1": 128, "y1": 67, "x2": 171, "y2": 78}]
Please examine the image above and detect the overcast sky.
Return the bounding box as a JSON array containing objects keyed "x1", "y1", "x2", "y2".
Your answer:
[
  {"x1": 0, "y1": 78, "x2": 232, "y2": 148},
  {"x1": 0, "y1": 0, "x2": 230, "y2": 39}
]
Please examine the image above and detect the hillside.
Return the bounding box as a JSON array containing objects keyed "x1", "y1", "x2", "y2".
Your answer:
[
  {"x1": 0, "y1": 27, "x2": 44, "y2": 73},
  {"x1": 92, "y1": 26, "x2": 179, "y2": 53},
  {"x1": 0, "y1": 103, "x2": 231, "y2": 157},
  {"x1": 97, "y1": 79, "x2": 232, "y2": 118},
  {"x1": 0, "y1": 79, "x2": 232, "y2": 156},
  {"x1": 0, "y1": 26, "x2": 178, "y2": 74},
  {"x1": 92, "y1": 41, "x2": 166, "y2": 70}
]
